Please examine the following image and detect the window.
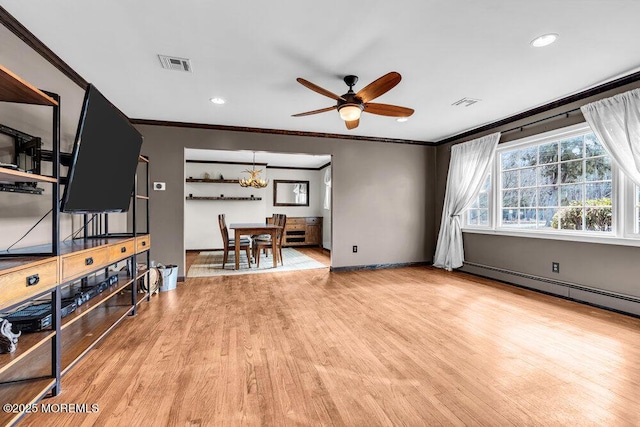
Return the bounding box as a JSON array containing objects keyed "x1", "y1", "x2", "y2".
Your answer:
[
  {"x1": 499, "y1": 131, "x2": 612, "y2": 232},
  {"x1": 466, "y1": 175, "x2": 491, "y2": 227},
  {"x1": 463, "y1": 123, "x2": 640, "y2": 244}
]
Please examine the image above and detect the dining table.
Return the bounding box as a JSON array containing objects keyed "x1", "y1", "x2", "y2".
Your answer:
[{"x1": 228, "y1": 223, "x2": 282, "y2": 270}]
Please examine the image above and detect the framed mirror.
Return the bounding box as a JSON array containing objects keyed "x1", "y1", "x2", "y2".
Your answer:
[{"x1": 273, "y1": 180, "x2": 309, "y2": 206}]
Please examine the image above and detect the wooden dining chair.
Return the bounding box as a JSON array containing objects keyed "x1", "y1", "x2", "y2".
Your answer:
[
  {"x1": 252, "y1": 214, "x2": 286, "y2": 268},
  {"x1": 218, "y1": 214, "x2": 252, "y2": 268}
]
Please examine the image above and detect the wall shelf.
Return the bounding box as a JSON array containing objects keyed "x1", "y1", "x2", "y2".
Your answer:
[
  {"x1": 186, "y1": 196, "x2": 262, "y2": 201},
  {"x1": 0, "y1": 168, "x2": 57, "y2": 184},
  {"x1": 0, "y1": 65, "x2": 58, "y2": 106},
  {"x1": 186, "y1": 178, "x2": 239, "y2": 184}
]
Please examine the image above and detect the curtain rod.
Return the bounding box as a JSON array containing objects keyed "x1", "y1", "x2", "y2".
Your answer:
[
  {"x1": 448, "y1": 107, "x2": 583, "y2": 151},
  {"x1": 500, "y1": 107, "x2": 582, "y2": 136}
]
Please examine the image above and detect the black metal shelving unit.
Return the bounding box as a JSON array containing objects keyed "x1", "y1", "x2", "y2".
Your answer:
[
  {"x1": 0, "y1": 64, "x2": 62, "y2": 426},
  {"x1": 0, "y1": 66, "x2": 151, "y2": 426}
]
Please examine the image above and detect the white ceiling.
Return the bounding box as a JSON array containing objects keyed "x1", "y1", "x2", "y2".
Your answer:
[
  {"x1": 185, "y1": 149, "x2": 330, "y2": 169},
  {"x1": 3, "y1": 1, "x2": 640, "y2": 143}
]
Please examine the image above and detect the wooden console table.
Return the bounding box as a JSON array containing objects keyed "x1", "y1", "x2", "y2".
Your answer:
[{"x1": 267, "y1": 216, "x2": 322, "y2": 247}]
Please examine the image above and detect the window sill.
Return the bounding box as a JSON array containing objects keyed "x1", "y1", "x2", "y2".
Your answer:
[{"x1": 461, "y1": 227, "x2": 640, "y2": 248}]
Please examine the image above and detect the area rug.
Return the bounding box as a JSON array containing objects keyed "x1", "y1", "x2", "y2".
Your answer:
[{"x1": 187, "y1": 247, "x2": 327, "y2": 277}]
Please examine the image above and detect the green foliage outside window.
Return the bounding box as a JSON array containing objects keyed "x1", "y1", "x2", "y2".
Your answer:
[{"x1": 550, "y1": 198, "x2": 612, "y2": 231}]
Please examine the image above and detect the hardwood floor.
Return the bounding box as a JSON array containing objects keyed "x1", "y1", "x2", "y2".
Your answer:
[{"x1": 21, "y1": 265, "x2": 640, "y2": 426}]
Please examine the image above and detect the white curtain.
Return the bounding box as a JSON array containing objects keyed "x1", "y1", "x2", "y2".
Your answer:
[
  {"x1": 581, "y1": 88, "x2": 640, "y2": 186},
  {"x1": 323, "y1": 166, "x2": 331, "y2": 210},
  {"x1": 433, "y1": 132, "x2": 501, "y2": 271}
]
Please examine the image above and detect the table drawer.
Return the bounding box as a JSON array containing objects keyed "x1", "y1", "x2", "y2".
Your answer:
[
  {"x1": 0, "y1": 258, "x2": 58, "y2": 310},
  {"x1": 136, "y1": 235, "x2": 150, "y2": 253},
  {"x1": 61, "y1": 247, "x2": 109, "y2": 282},
  {"x1": 108, "y1": 239, "x2": 135, "y2": 262}
]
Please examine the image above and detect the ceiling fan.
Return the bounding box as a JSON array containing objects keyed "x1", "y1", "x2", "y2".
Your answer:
[{"x1": 292, "y1": 72, "x2": 414, "y2": 130}]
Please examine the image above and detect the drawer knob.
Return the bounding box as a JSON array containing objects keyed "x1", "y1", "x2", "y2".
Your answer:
[
  {"x1": 26, "y1": 274, "x2": 40, "y2": 287},
  {"x1": 85, "y1": 257, "x2": 94, "y2": 266},
  {"x1": 120, "y1": 246, "x2": 127, "y2": 253},
  {"x1": 142, "y1": 241, "x2": 147, "y2": 246}
]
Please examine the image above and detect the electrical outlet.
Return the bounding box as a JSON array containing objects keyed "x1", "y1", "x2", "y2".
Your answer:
[
  {"x1": 352, "y1": 245, "x2": 358, "y2": 253},
  {"x1": 153, "y1": 182, "x2": 166, "y2": 191},
  {"x1": 552, "y1": 262, "x2": 560, "y2": 273}
]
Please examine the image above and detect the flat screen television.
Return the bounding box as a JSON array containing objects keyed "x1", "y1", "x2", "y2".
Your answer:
[{"x1": 61, "y1": 84, "x2": 143, "y2": 213}]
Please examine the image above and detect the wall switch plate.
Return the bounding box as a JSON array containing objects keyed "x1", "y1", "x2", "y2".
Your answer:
[
  {"x1": 153, "y1": 182, "x2": 166, "y2": 191},
  {"x1": 352, "y1": 245, "x2": 358, "y2": 253},
  {"x1": 552, "y1": 262, "x2": 560, "y2": 273}
]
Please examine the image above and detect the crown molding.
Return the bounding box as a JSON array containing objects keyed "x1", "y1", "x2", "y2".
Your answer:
[
  {"x1": 437, "y1": 69, "x2": 640, "y2": 145},
  {"x1": 130, "y1": 118, "x2": 434, "y2": 146},
  {"x1": 0, "y1": 6, "x2": 88, "y2": 89}
]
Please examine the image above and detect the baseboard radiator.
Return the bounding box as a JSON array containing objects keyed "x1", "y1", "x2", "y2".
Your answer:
[
  {"x1": 331, "y1": 261, "x2": 430, "y2": 273},
  {"x1": 462, "y1": 261, "x2": 640, "y2": 318}
]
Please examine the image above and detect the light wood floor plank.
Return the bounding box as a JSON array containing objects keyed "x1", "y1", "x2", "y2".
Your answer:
[{"x1": 19, "y1": 253, "x2": 640, "y2": 426}]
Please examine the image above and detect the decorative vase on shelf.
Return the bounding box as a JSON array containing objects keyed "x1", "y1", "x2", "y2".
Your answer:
[{"x1": 203, "y1": 172, "x2": 211, "y2": 180}]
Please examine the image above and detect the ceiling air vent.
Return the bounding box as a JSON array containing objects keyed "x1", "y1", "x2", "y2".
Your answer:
[
  {"x1": 158, "y1": 55, "x2": 192, "y2": 72},
  {"x1": 452, "y1": 97, "x2": 481, "y2": 107}
]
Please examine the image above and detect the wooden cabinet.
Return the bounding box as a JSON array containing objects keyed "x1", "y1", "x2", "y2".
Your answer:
[
  {"x1": 306, "y1": 222, "x2": 322, "y2": 246},
  {"x1": 267, "y1": 216, "x2": 323, "y2": 247}
]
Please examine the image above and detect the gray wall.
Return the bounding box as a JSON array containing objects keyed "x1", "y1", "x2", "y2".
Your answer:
[
  {"x1": 136, "y1": 124, "x2": 437, "y2": 276},
  {"x1": 0, "y1": 24, "x2": 86, "y2": 248},
  {"x1": 435, "y1": 79, "x2": 640, "y2": 315}
]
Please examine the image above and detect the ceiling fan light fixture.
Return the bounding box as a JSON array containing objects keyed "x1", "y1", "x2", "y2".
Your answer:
[
  {"x1": 396, "y1": 117, "x2": 409, "y2": 123},
  {"x1": 338, "y1": 104, "x2": 362, "y2": 121},
  {"x1": 293, "y1": 72, "x2": 411, "y2": 129},
  {"x1": 531, "y1": 33, "x2": 558, "y2": 47}
]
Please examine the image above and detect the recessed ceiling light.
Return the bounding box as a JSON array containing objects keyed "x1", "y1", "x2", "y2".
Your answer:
[
  {"x1": 210, "y1": 97, "x2": 226, "y2": 105},
  {"x1": 396, "y1": 117, "x2": 409, "y2": 123},
  {"x1": 531, "y1": 33, "x2": 558, "y2": 47}
]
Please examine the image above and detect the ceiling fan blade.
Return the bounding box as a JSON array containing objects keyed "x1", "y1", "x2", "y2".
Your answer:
[
  {"x1": 364, "y1": 103, "x2": 414, "y2": 117},
  {"x1": 292, "y1": 106, "x2": 337, "y2": 117},
  {"x1": 296, "y1": 78, "x2": 346, "y2": 101},
  {"x1": 356, "y1": 72, "x2": 401, "y2": 103},
  {"x1": 345, "y1": 118, "x2": 359, "y2": 130}
]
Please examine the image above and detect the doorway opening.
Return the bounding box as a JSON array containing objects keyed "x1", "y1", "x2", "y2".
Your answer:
[{"x1": 183, "y1": 149, "x2": 331, "y2": 276}]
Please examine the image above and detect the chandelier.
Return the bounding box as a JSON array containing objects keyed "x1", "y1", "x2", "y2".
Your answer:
[{"x1": 239, "y1": 152, "x2": 268, "y2": 188}]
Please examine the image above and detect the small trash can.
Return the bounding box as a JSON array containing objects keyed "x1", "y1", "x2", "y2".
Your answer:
[{"x1": 158, "y1": 264, "x2": 178, "y2": 292}]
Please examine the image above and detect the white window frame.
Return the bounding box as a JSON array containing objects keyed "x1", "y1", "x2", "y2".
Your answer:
[
  {"x1": 623, "y1": 179, "x2": 640, "y2": 238},
  {"x1": 464, "y1": 174, "x2": 492, "y2": 229},
  {"x1": 462, "y1": 122, "x2": 640, "y2": 248}
]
